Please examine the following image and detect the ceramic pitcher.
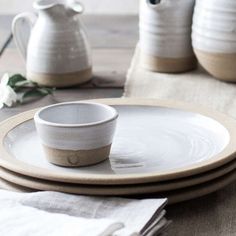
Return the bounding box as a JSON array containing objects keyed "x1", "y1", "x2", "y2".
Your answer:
[
  {"x1": 12, "y1": 0, "x2": 92, "y2": 87},
  {"x1": 139, "y1": 0, "x2": 196, "y2": 73},
  {"x1": 192, "y1": 0, "x2": 236, "y2": 82}
]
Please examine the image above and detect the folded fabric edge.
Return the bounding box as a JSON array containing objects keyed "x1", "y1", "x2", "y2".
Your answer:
[
  {"x1": 140, "y1": 198, "x2": 168, "y2": 234},
  {"x1": 142, "y1": 210, "x2": 166, "y2": 235}
]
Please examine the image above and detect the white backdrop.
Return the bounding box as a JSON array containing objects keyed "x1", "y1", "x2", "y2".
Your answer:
[{"x1": 0, "y1": 0, "x2": 139, "y2": 14}]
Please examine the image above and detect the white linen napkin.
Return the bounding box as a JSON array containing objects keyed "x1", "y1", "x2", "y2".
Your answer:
[{"x1": 0, "y1": 190, "x2": 168, "y2": 236}]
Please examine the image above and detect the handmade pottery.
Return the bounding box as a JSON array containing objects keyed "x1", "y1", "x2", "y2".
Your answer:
[
  {"x1": 34, "y1": 102, "x2": 118, "y2": 167},
  {"x1": 1, "y1": 156, "x2": 236, "y2": 194},
  {"x1": 1, "y1": 167, "x2": 236, "y2": 205},
  {"x1": 192, "y1": 0, "x2": 236, "y2": 81},
  {"x1": 1, "y1": 98, "x2": 236, "y2": 185},
  {"x1": 12, "y1": 0, "x2": 92, "y2": 87},
  {"x1": 139, "y1": 0, "x2": 197, "y2": 72}
]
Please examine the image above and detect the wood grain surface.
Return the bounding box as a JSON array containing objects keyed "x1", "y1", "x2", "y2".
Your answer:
[{"x1": 0, "y1": 15, "x2": 13, "y2": 56}]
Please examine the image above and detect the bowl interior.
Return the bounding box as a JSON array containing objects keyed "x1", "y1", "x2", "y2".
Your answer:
[{"x1": 38, "y1": 103, "x2": 117, "y2": 125}]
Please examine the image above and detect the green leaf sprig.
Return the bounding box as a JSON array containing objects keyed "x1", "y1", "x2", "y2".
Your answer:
[{"x1": 7, "y1": 74, "x2": 55, "y2": 104}]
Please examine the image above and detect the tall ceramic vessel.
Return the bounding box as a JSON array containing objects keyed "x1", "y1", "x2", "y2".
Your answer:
[
  {"x1": 192, "y1": 0, "x2": 236, "y2": 82},
  {"x1": 12, "y1": 0, "x2": 92, "y2": 88},
  {"x1": 139, "y1": 0, "x2": 196, "y2": 73}
]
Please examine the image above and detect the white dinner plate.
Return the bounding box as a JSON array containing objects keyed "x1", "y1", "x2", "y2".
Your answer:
[{"x1": 0, "y1": 98, "x2": 236, "y2": 185}]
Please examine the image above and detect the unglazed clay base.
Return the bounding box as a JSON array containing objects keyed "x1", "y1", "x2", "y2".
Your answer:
[
  {"x1": 1, "y1": 99, "x2": 236, "y2": 185},
  {"x1": 27, "y1": 68, "x2": 92, "y2": 88},
  {"x1": 43, "y1": 144, "x2": 111, "y2": 167},
  {"x1": 194, "y1": 49, "x2": 236, "y2": 82},
  {"x1": 0, "y1": 167, "x2": 235, "y2": 205},
  {"x1": 0, "y1": 177, "x2": 33, "y2": 192},
  {"x1": 139, "y1": 51, "x2": 197, "y2": 73}
]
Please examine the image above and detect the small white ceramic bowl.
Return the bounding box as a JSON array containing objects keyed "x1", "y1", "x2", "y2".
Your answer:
[{"x1": 34, "y1": 102, "x2": 118, "y2": 167}]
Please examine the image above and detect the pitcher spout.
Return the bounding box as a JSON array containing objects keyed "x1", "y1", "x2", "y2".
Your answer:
[
  {"x1": 33, "y1": 0, "x2": 83, "y2": 18},
  {"x1": 67, "y1": 0, "x2": 84, "y2": 16},
  {"x1": 33, "y1": 0, "x2": 65, "y2": 10}
]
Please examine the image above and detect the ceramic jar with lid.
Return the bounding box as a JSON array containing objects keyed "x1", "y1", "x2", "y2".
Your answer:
[
  {"x1": 139, "y1": 0, "x2": 197, "y2": 73},
  {"x1": 192, "y1": 0, "x2": 236, "y2": 82}
]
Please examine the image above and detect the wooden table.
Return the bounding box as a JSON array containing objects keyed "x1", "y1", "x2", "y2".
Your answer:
[{"x1": 1, "y1": 15, "x2": 236, "y2": 236}]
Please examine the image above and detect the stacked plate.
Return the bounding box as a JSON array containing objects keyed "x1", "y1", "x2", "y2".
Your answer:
[{"x1": 1, "y1": 98, "x2": 236, "y2": 204}]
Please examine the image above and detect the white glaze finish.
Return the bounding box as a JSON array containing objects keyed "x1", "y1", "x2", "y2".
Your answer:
[
  {"x1": 192, "y1": 0, "x2": 236, "y2": 53},
  {"x1": 7, "y1": 105, "x2": 229, "y2": 176},
  {"x1": 12, "y1": 0, "x2": 92, "y2": 74},
  {"x1": 139, "y1": 0, "x2": 195, "y2": 58},
  {"x1": 34, "y1": 102, "x2": 118, "y2": 150}
]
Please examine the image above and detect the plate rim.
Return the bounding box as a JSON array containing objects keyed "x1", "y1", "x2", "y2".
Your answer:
[
  {"x1": 0, "y1": 157, "x2": 236, "y2": 193},
  {"x1": 0, "y1": 168, "x2": 235, "y2": 205},
  {"x1": 1, "y1": 98, "x2": 236, "y2": 184}
]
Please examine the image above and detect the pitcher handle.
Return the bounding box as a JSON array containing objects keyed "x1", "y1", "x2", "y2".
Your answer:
[{"x1": 12, "y1": 12, "x2": 36, "y2": 61}]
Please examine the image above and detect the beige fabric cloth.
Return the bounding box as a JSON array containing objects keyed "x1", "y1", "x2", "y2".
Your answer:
[{"x1": 124, "y1": 47, "x2": 236, "y2": 118}]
